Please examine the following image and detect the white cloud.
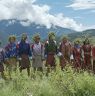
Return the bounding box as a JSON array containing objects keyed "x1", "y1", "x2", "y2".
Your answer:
[
  {"x1": 67, "y1": 0, "x2": 95, "y2": 10},
  {"x1": 85, "y1": 25, "x2": 95, "y2": 30},
  {"x1": 0, "y1": 0, "x2": 91, "y2": 31},
  {"x1": 20, "y1": 20, "x2": 31, "y2": 26}
]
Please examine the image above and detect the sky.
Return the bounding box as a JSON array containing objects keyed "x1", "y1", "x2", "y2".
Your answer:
[{"x1": 0, "y1": 0, "x2": 95, "y2": 31}]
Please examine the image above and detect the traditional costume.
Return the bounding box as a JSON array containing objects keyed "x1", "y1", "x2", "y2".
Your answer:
[
  {"x1": 81, "y1": 38, "x2": 92, "y2": 70},
  {"x1": 45, "y1": 32, "x2": 57, "y2": 68},
  {"x1": 5, "y1": 35, "x2": 18, "y2": 78},
  {"x1": 18, "y1": 33, "x2": 31, "y2": 76},
  {"x1": 31, "y1": 34, "x2": 44, "y2": 72},
  {"x1": 59, "y1": 36, "x2": 72, "y2": 70},
  {"x1": 73, "y1": 40, "x2": 82, "y2": 69}
]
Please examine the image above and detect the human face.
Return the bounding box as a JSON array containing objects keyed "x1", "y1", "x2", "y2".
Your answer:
[
  {"x1": 10, "y1": 38, "x2": 15, "y2": 43},
  {"x1": 35, "y1": 38, "x2": 40, "y2": 43},
  {"x1": 22, "y1": 36, "x2": 27, "y2": 41},
  {"x1": 49, "y1": 35, "x2": 55, "y2": 41},
  {"x1": 63, "y1": 38, "x2": 67, "y2": 43}
]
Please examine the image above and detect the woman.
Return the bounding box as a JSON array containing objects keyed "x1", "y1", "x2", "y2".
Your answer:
[
  {"x1": 18, "y1": 33, "x2": 31, "y2": 76},
  {"x1": 31, "y1": 34, "x2": 44, "y2": 72},
  {"x1": 5, "y1": 35, "x2": 18, "y2": 79}
]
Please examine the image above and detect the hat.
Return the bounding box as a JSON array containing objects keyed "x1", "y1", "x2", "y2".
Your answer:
[
  {"x1": 84, "y1": 37, "x2": 90, "y2": 44},
  {"x1": 48, "y1": 32, "x2": 55, "y2": 38},
  {"x1": 74, "y1": 39, "x2": 81, "y2": 44},
  {"x1": 33, "y1": 33, "x2": 40, "y2": 41},
  {"x1": 62, "y1": 36, "x2": 68, "y2": 40},
  {"x1": 21, "y1": 33, "x2": 27, "y2": 40},
  {"x1": 8, "y1": 35, "x2": 16, "y2": 42}
]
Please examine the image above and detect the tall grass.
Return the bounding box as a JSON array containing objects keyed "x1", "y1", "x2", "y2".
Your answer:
[{"x1": 0, "y1": 65, "x2": 95, "y2": 96}]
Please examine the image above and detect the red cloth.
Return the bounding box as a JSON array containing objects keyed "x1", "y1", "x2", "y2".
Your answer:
[
  {"x1": 19, "y1": 54, "x2": 30, "y2": 70},
  {"x1": 73, "y1": 47, "x2": 81, "y2": 68},
  {"x1": 92, "y1": 46, "x2": 95, "y2": 73},
  {"x1": 92, "y1": 46, "x2": 95, "y2": 59},
  {"x1": 46, "y1": 53, "x2": 56, "y2": 67},
  {"x1": 82, "y1": 45, "x2": 92, "y2": 70},
  {"x1": 59, "y1": 41, "x2": 72, "y2": 69}
]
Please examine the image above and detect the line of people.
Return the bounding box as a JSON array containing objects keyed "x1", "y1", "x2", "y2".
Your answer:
[
  {"x1": 0, "y1": 32, "x2": 95, "y2": 80},
  {"x1": 59, "y1": 37, "x2": 95, "y2": 72}
]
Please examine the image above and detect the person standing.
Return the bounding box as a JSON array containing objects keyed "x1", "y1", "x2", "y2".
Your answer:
[
  {"x1": 81, "y1": 38, "x2": 92, "y2": 71},
  {"x1": 59, "y1": 36, "x2": 72, "y2": 70},
  {"x1": 45, "y1": 32, "x2": 57, "y2": 74},
  {"x1": 18, "y1": 33, "x2": 31, "y2": 76},
  {"x1": 31, "y1": 34, "x2": 44, "y2": 72},
  {"x1": 73, "y1": 40, "x2": 82, "y2": 70},
  {"x1": 5, "y1": 35, "x2": 18, "y2": 79}
]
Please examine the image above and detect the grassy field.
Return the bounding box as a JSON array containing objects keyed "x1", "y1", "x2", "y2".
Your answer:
[
  {"x1": 1, "y1": 36, "x2": 95, "y2": 96},
  {"x1": 0, "y1": 61, "x2": 95, "y2": 96}
]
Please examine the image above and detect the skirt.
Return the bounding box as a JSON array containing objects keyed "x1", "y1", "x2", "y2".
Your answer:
[
  {"x1": 46, "y1": 54, "x2": 56, "y2": 67},
  {"x1": 7, "y1": 57, "x2": 17, "y2": 71},
  {"x1": 19, "y1": 54, "x2": 30, "y2": 70},
  {"x1": 32, "y1": 55, "x2": 43, "y2": 68}
]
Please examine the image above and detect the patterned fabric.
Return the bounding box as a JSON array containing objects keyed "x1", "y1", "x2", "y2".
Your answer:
[
  {"x1": 0, "y1": 48, "x2": 4, "y2": 62},
  {"x1": 19, "y1": 54, "x2": 30, "y2": 69},
  {"x1": 59, "y1": 41, "x2": 72, "y2": 59},
  {"x1": 92, "y1": 46, "x2": 95, "y2": 73},
  {"x1": 18, "y1": 41, "x2": 31, "y2": 57},
  {"x1": 46, "y1": 53, "x2": 56, "y2": 67},
  {"x1": 59, "y1": 41, "x2": 72, "y2": 68},
  {"x1": 92, "y1": 46, "x2": 95, "y2": 60},
  {"x1": 7, "y1": 57, "x2": 17, "y2": 71},
  {"x1": 18, "y1": 41, "x2": 31, "y2": 70},
  {"x1": 45, "y1": 40, "x2": 57, "y2": 67},
  {"x1": 5, "y1": 43, "x2": 18, "y2": 58},
  {"x1": 45, "y1": 40, "x2": 57, "y2": 55},
  {"x1": 81, "y1": 44, "x2": 92, "y2": 70},
  {"x1": 32, "y1": 42, "x2": 44, "y2": 68},
  {"x1": 73, "y1": 45, "x2": 82, "y2": 68}
]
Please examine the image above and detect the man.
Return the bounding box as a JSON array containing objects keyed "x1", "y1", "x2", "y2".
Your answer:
[
  {"x1": 5, "y1": 35, "x2": 18, "y2": 79},
  {"x1": 18, "y1": 33, "x2": 31, "y2": 76},
  {"x1": 45, "y1": 32, "x2": 57, "y2": 72},
  {"x1": 59, "y1": 36, "x2": 72, "y2": 70},
  {"x1": 73, "y1": 39, "x2": 82, "y2": 70},
  {"x1": 81, "y1": 38, "x2": 92, "y2": 71},
  {"x1": 0, "y1": 41, "x2": 6, "y2": 79},
  {"x1": 31, "y1": 34, "x2": 44, "y2": 72}
]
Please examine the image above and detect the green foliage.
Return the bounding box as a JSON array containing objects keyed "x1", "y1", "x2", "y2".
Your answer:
[{"x1": 0, "y1": 66, "x2": 95, "y2": 96}]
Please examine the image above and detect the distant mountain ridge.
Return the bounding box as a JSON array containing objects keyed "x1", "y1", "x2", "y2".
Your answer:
[
  {"x1": 0, "y1": 19, "x2": 95, "y2": 45},
  {"x1": 0, "y1": 19, "x2": 76, "y2": 44},
  {"x1": 68, "y1": 29, "x2": 95, "y2": 40}
]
